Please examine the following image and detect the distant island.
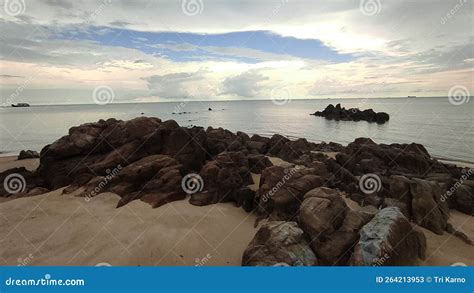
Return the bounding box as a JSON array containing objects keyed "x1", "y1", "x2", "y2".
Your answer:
[
  {"x1": 11, "y1": 103, "x2": 30, "y2": 107},
  {"x1": 311, "y1": 104, "x2": 390, "y2": 124}
]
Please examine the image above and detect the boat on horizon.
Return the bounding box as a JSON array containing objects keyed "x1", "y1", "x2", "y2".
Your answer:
[
  {"x1": 11, "y1": 103, "x2": 30, "y2": 107},
  {"x1": 407, "y1": 96, "x2": 417, "y2": 98}
]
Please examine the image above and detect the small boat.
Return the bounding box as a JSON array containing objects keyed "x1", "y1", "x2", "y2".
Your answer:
[
  {"x1": 11, "y1": 103, "x2": 30, "y2": 107},
  {"x1": 407, "y1": 96, "x2": 416, "y2": 98}
]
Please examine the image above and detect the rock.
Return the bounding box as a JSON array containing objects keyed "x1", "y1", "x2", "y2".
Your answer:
[
  {"x1": 247, "y1": 154, "x2": 273, "y2": 173},
  {"x1": 386, "y1": 175, "x2": 412, "y2": 205},
  {"x1": 27, "y1": 187, "x2": 49, "y2": 196},
  {"x1": 18, "y1": 150, "x2": 39, "y2": 160},
  {"x1": 342, "y1": 138, "x2": 437, "y2": 176},
  {"x1": 0, "y1": 167, "x2": 45, "y2": 197},
  {"x1": 208, "y1": 108, "x2": 212, "y2": 111},
  {"x1": 196, "y1": 151, "x2": 253, "y2": 207},
  {"x1": 258, "y1": 165, "x2": 323, "y2": 221},
  {"x1": 383, "y1": 198, "x2": 409, "y2": 218},
  {"x1": 449, "y1": 184, "x2": 473, "y2": 215},
  {"x1": 350, "y1": 207, "x2": 426, "y2": 266},
  {"x1": 298, "y1": 187, "x2": 348, "y2": 242},
  {"x1": 242, "y1": 221, "x2": 317, "y2": 266},
  {"x1": 312, "y1": 104, "x2": 389, "y2": 124},
  {"x1": 410, "y1": 178, "x2": 449, "y2": 234},
  {"x1": 206, "y1": 127, "x2": 246, "y2": 156},
  {"x1": 36, "y1": 118, "x2": 207, "y2": 190},
  {"x1": 268, "y1": 135, "x2": 315, "y2": 162},
  {"x1": 85, "y1": 154, "x2": 186, "y2": 208}
]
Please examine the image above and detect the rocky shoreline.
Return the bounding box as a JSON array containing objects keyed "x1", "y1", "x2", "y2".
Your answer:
[
  {"x1": 311, "y1": 104, "x2": 390, "y2": 124},
  {"x1": 0, "y1": 116, "x2": 472, "y2": 266}
]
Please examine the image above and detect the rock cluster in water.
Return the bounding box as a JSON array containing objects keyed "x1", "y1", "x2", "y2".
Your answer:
[
  {"x1": 311, "y1": 103, "x2": 390, "y2": 124},
  {"x1": 0, "y1": 116, "x2": 472, "y2": 266}
]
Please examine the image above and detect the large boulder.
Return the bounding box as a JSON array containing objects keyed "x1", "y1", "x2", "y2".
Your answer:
[
  {"x1": 0, "y1": 167, "x2": 45, "y2": 197},
  {"x1": 242, "y1": 221, "x2": 317, "y2": 266},
  {"x1": 195, "y1": 151, "x2": 254, "y2": 208},
  {"x1": 37, "y1": 118, "x2": 207, "y2": 190},
  {"x1": 247, "y1": 154, "x2": 273, "y2": 173},
  {"x1": 206, "y1": 127, "x2": 247, "y2": 156},
  {"x1": 258, "y1": 165, "x2": 323, "y2": 221},
  {"x1": 314, "y1": 208, "x2": 375, "y2": 265},
  {"x1": 298, "y1": 187, "x2": 348, "y2": 242},
  {"x1": 410, "y1": 178, "x2": 449, "y2": 234},
  {"x1": 350, "y1": 207, "x2": 426, "y2": 266},
  {"x1": 267, "y1": 135, "x2": 315, "y2": 162},
  {"x1": 18, "y1": 150, "x2": 40, "y2": 160},
  {"x1": 80, "y1": 154, "x2": 185, "y2": 208}
]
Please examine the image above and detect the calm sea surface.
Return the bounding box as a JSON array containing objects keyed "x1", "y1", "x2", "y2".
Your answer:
[{"x1": 1, "y1": 98, "x2": 473, "y2": 163}]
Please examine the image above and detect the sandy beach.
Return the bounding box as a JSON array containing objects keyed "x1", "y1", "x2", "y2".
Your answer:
[
  {"x1": 1, "y1": 155, "x2": 472, "y2": 266},
  {"x1": 0, "y1": 156, "x2": 259, "y2": 266}
]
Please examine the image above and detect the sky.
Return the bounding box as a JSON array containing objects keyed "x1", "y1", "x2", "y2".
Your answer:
[{"x1": 0, "y1": 0, "x2": 473, "y2": 105}]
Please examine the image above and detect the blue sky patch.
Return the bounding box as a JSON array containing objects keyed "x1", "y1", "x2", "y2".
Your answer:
[{"x1": 57, "y1": 27, "x2": 353, "y2": 64}]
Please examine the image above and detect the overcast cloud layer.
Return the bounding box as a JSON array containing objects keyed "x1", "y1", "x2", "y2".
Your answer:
[{"x1": 0, "y1": 0, "x2": 473, "y2": 104}]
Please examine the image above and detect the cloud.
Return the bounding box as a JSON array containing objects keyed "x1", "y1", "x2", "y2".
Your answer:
[
  {"x1": 222, "y1": 70, "x2": 269, "y2": 98},
  {"x1": 144, "y1": 70, "x2": 210, "y2": 99},
  {"x1": 0, "y1": 0, "x2": 472, "y2": 103}
]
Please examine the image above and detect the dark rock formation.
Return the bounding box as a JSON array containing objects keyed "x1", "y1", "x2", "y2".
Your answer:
[
  {"x1": 257, "y1": 165, "x2": 324, "y2": 221},
  {"x1": 312, "y1": 104, "x2": 389, "y2": 124},
  {"x1": 242, "y1": 221, "x2": 318, "y2": 266},
  {"x1": 18, "y1": 150, "x2": 39, "y2": 160},
  {"x1": 350, "y1": 207, "x2": 427, "y2": 266},
  {"x1": 1, "y1": 116, "x2": 471, "y2": 267},
  {"x1": 195, "y1": 151, "x2": 254, "y2": 209}
]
